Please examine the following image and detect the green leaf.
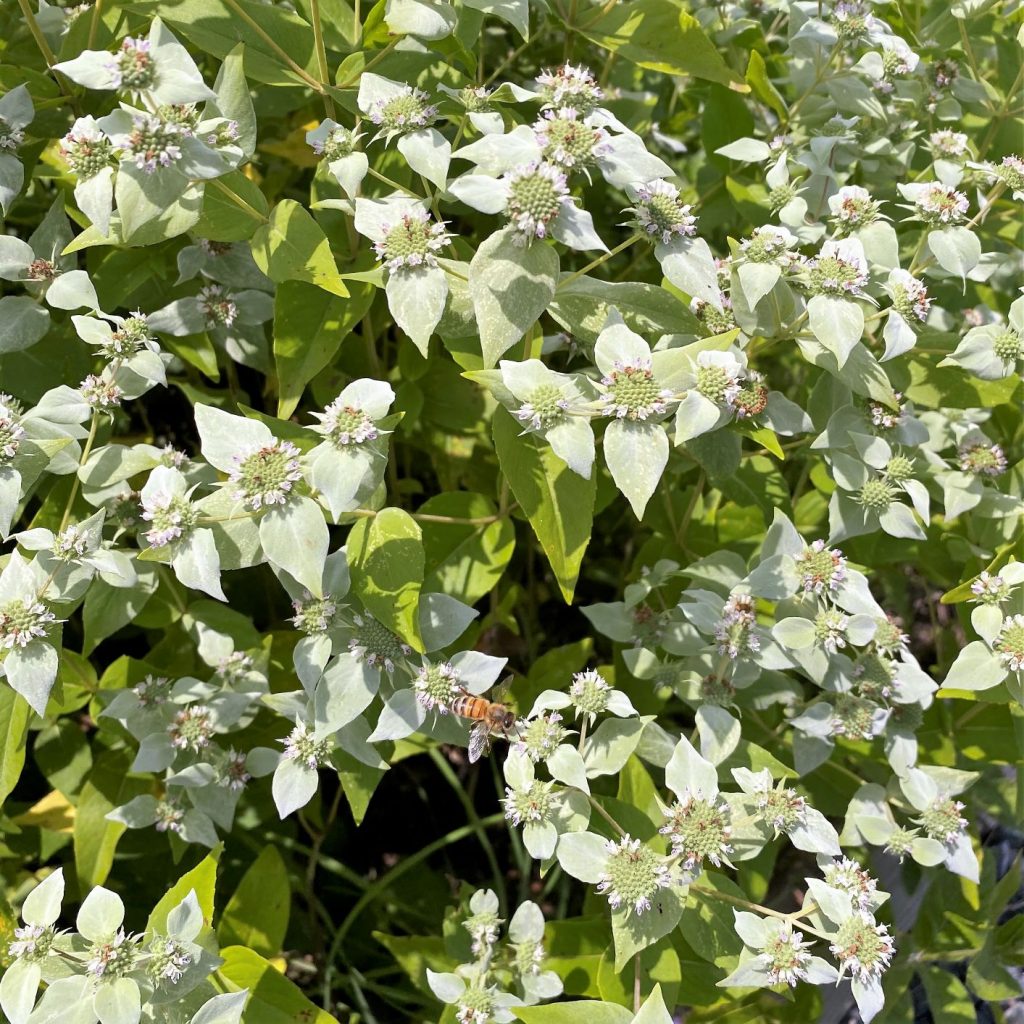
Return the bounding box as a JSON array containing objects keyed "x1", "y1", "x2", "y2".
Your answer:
[
  {"x1": 420, "y1": 492, "x2": 516, "y2": 604},
  {"x1": 251, "y1": 199, "x2": 349, "y2": 298},
  {"x1": 745, "y1": 50, "x2": 786, "y2": 119},
  {"x1": 73, "y1": 750, "x2": 150, "y2": 892},
  {"x1": 273, "y1": 280, "x2": 375, "y2": 419},
  {"x1": 514, "y1": 1004, "x2": 633, "y2": 1024},
  {"x1": 578, "y1": 0, "x2": 743, "y2": 88},
  {"x1": 611, "y1": 888, "x2": 684, "y2": 971},
  {"x1": 493, "y1": 406, "x2": 596, "y2": 603},
  {"x1": 82, "y1": 565, "x2": 160, "y2": 655},
  {"x1": 147, "y1": 848, "x2": 221, "y2": 934},
  {"x1": 470, "y1": 228, "x2": 559, "y2": 367},
  {"x1": 0, "y1": 687, "x2": 30, "y2": 805},
  {"x1": 195, "y1": 174, "x2": 269, "y2": 242},
  {"x1": 217, "y1": 846, "x2": 290, "y2": 956},
  {"x1": 337, "y1": 751, "x2": 386, "y2": 825},
  {"x1": 127, "y1": 0, "x2": 320, "y2": 87},
  {"x1": 216, "y1": 946, "x2": 340, "y2": 1024},
  {"x1": 348, "y1": 507, "x2": 425, "y2": 651},
  {"x1": 548, "y1": 278, "x2": 701, "y2": 346}
]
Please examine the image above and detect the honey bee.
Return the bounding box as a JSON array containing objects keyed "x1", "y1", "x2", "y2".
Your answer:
[{"x1": 450, "y1": 679, "x2": 519, "y2": 763}]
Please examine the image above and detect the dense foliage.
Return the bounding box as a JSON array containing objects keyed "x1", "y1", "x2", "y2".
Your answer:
[{"x1": 0, "y1": 0, "x2": 1022, "y2": 1021}]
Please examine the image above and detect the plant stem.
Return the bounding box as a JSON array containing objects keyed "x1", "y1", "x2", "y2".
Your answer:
[
  {"x1": 429, "y1": 749, "x2": 506, "y2": 913},
  {"x1": 16, "y1": 0, "x2": 81, "y2": 113},
  {"x1": 59, "y1": 413, "x2": 99, "y2": 533},
  {"x1": 221, "y1": 0, "x2": 325, "y2": 93},
  {"x1": 309, "y1": 0, "x2": 336, "y2": 118},
  {"x1": 633, "y1": 953, "x2": 642, "y2": 1012},
  {"x1": 337, "y1": 38, "x2": 400, "y2": 89},
  {"x1": 87, "y1": 0, "x2": 103, "y2": 48},
  {"x1": 586, "y1": 793, "x2": 627, "y2": 837},
  {"x1": 328, "y1": 812, "x2": 505, "y2": 955},
  {"x1": 689, "y1": 884, "x2": 831, "y2": 940},
  {"x1": 557, "y1": 233, "x2": 643, "y2": 291},
  {"x1": 208, "y1": 178, "x2": 268, "y2": 223},
  {"x1": 366, "y1": 166, "x2": 422, "y2": 199}
]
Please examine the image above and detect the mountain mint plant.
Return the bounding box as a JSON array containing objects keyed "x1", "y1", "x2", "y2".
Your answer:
[{"x1": 0, "y1": 0, "x2": 1021, "y2": 1022}]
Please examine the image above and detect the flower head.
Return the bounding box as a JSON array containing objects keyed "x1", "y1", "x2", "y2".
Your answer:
[
  {"x1": 311, "y1": 123, "x2": 358, "y2": 160},
  {"x1": 228, "y1": 440, "x2": 302, "y2": 510},
  {"x1": 598, "y1": 357, "x2": 672, "y2": 421},
  {"x1": 373, "y1": 208, "x2": 451, "y2": 270},
  {"x1": 60, "y1": 117, "x2": 115, "y2": 179},
  {"x1": 198, "y1": 284, "x2": 238, "y2": 328},
  {"x1": 80, "y1": 374, "x2": 124, "y2": 410},
  {"x1": 889, "y1": 269, "x2": 931, "y2": 323},
  {"x1": 970, "y1": 572, "x2": 1009, "y2": 605},
  {"x1": 913, "y1": 182, "x2": 969, "y2": 225},
  {"x1": 86, "y1": 929, "x2": 142, "y2": 980},
  {"x1": 995, "y1": 614, "x2": 1024, "y2": 672},
  {"x1": 316, "y1": 394, "x2": 385, "y2": 447},
  {"x1": 504, "y1": 778, "x2": 555, "y2": 826},
  {"x1": 823, "y1": 857, "x2": 878, "y2": 911},
  {"x1": 628, "y1": 180, "x2": 697, "y2": 244},
  {"x1": 536, "y1": 63, "x2": 604, "y2": 113},
  {"x1": 107, "y1": 36, "x2": 156, "y2": 92},
  {"x1": 714, "y1": 594, "x2": 761, "y2": 659},
  {"x1": 9, "y1": 924, "x2": 56, "y2": 962},
  {"x1": 596, "y1": 836, "x2": 672, "y2": 915},
  {"x1": 368, "y1": 86, "x2": 436, "y2": 134},
  {"x1": 412, "y1": 660, "x2": 460, "y2": 711},
  {"x1": 915, "y1": 797, "x2": 967, "y2": 845},
  {"x1": 796, "y1": 540, "x2": 847, "y2": 594},
  {"x1": 514, "y1": 384, "x2": 569, "y2": 431},
  {"x1": 802, "y1": 239, "x2": 869, "y2": 296},
  {"x1": 829, "y1": 913, "x2": 894, "y2": 981},
  {"x1": 0, "y1": 402, "x2": 25, "y2": 463},
  {"x1": 503, "y1": 161, "x2": 569, "y2": 242},
  {"x1": 168, "y1": 706, "x2": 214, "y2": 752},
  {"x1": 113, "y1": 111, "x2": 182, "y2": 173},
  {"x1": 695, "y1": 350, "x2": 744, "y2": 407},
  {"x1": 958, "y1": 440, "x2": 1007, "y2": 477},
  {"x1": 141, "y1": 492, "x2": 196, "y2": 548},
  {"x1": 515, "y1": 712, "x2": 568, "y2": 762},
  {"x1": 763, "y1": 926, "x2": 815, "y2": 987},
  {"x1": 282, "y1": 721, "x2": 332, "y2": 770},
  {"x1": 533, "y1": 107, "x2": 609, "y2": 168},
  {"x1": 740, "y1": 225, "x2": 795, "y2": 264},
  {"x1": 0, "y1": 598, "x2": 56, "y2": 649},
  {"x1": 290, "y1": 594, "x2": 338, "y2": 635},
  {"x1": 828, "y1": 185, "x2": 881, "y2": 229},
  {"x1": 659, "y1": 790, "x2": 733, "y2": 869},
  {"x1": 929, "y1": 130, "x2": 969, "y2": 158},
  {"x1": 569, "y1": 669, "x2": 610, "y2": 717},
  {"x1": 347, "y1": 612, "x2": 412, "y2": 673},
  {"x1": 148, "y1": 937, "x2": 192, "y2": 983}
]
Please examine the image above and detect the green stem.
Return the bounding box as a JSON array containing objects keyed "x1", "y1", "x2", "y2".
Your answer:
[
  {"x1": 309, "y1": 0, "x2": 336, "y2": 118},
  {"x1": 689, "y1": 885, "x2": 831, "y2": 940},
  {"x1": 59, "y1": 413, "x2": 99, "y2": 533},
  {"x1": 366, "y1": 166, "x2": 422, "y2": 199},
  {"x1": 556, "y1": 233, "x2": 644, "y2": 291},
  {"x1": 16, "y1": 0, "x2": 81, "y2": 113},
  {"x1": 337, "y1": 38, "x2": 400, "y2": 89},
  {"x1": 208, "y1": 178, "x2": 268, "y2": 223},
  {"x1": 87, "y1": 0, "x2": 103, "y2": 48},
  {"x1": 221, "y1": 0, "x2": 325, "y2": 93},
  {"x1": 429, "y1": 749, "x2": 506, "y2": 912},
  {"x1": 327, "y1": 813, "x2": 505, "y2": 954},
  {"x1": 586, "y1": 793, "x2": 627, "y2": 837},
  {"x1": 1012, "y1": 703, "x2": 1024, "y2": 825}
]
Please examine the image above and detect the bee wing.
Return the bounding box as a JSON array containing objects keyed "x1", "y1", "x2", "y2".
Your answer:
[
  {"x1": 491, "y1": 674, "x2": 514, "y2": 706},
  {"x1": 468, "y1": 721, "x2": 492, "y2": 763}
]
